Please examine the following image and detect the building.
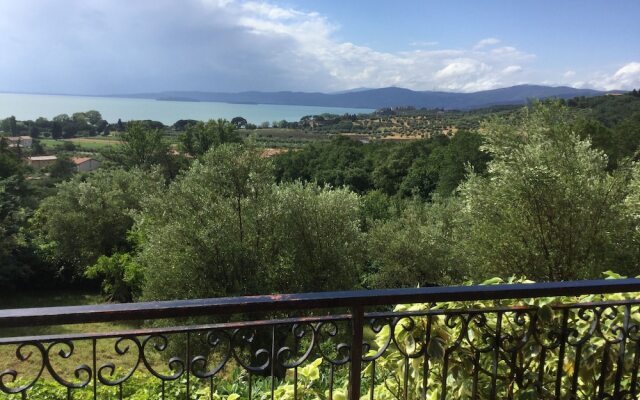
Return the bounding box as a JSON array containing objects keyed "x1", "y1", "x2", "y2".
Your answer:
[
  {"x1": 27, "y1": 155, "x2": 57, "y2": 169},
  {"x1": 71, "y1": 157, "x2": 101, "y2": 172},
  {"x1": 6, "y1": 136, "x2": 33, "y2": 148}
]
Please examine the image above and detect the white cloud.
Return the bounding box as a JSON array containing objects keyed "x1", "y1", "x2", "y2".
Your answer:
[
  {"x1": 410, "y1": 41, "x2": 439, "y2": 47},
  {"x1": 575, "y1": 62, "x2": 640, "y2": 90},
  {"x1": 0, "y1": 1, "x2": 540, "y2": 93},
  {"x1": 502, "y1": 65, "x2": 523, "y2": 74},
  {"x1": 564, "y1": 70, "x2": 576, "y2": 78},
  {"x1": 474, "y1": 38, "x2": 500, "y2": 50}
]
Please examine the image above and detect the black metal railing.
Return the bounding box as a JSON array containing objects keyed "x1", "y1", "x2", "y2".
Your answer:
[{"x1": 1, "y1": 278, "x2": 640, "y2": 399}]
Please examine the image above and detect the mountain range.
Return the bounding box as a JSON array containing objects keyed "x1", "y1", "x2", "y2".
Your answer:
[{"x1": 115, "y1": 85, "x2": 619, "y2": 110}]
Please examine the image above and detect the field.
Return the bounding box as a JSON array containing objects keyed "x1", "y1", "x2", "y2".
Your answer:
[
  {"x1": 242, "y1": 127, "x2": 331, "y2": 147},
  {"x1": 39, "y1": 137, "x2": 121, "y2": 151}
]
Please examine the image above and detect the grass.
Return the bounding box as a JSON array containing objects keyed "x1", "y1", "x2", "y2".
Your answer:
[
  {"x1": 0, "y1": 291, "x2": 154, "y2": 380},
  {"x1": 39, "y1": 137, "x2": 120, "y2": 151}
]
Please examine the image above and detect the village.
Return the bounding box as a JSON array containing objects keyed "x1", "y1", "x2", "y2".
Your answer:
[{"x1": 4, "y1": 135, "x2": 101, "y2": 173}]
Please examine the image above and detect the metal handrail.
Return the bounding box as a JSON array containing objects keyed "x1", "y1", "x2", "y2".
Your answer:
[{"x1": 1, "y1": 278, "x2": 639, "y2": 328}]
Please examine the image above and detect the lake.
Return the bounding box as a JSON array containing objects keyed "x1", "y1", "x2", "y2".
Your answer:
[{"x1": 0, "y1": 93, "x2": 374, "y2": 125}]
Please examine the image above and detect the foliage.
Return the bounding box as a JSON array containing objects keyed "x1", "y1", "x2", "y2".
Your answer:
[
  {"x1": 274, "y1": 133, "x2": 488, "y2": 199},
  {"x1": 456, "y1": 102, "x2": 640, "y2": 281},
  {"x1": 178, "y1": 119, "x2": 240, "y2": 157},
  {"x1": 137, "y1": 145, "x2": 366, "y2": 301},
  {"x1": 84, "y1": 252, "x2": 143, "y2": 302},
  {"x1": 0, "y1": 138, "x2": 23, "y2": 179},
  {"x1": 107, "y1": 122, "x2": 170, "y2": 169},
  {"x1": 136, "y1": 144, "x2": 276, "y2": 300},
  {"x1": 364, "y1": 273, "x2": 640, "y2": 400},
  {"x1": 367, "y1": 198, "x2": 463, "y2": 288},
  {"x1": 32, "y1": 168, "x2": 164, "y2": 273},
  {"x1": 0, "y1": 176, "x2": 31, "y2": 288},
  {"x1": 270, "y1": 181, "x2": 365, "y2": 293},
  {"x1": 46, "y1": 156, "x2": 75, "y2": 180}
]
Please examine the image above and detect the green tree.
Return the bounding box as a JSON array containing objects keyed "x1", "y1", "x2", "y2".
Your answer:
[
  {"x1": 85, "y1": 252, "x2": 143, "y2": 302},
  {"x1": 84, "y1": 110, "x2": 102, "y2": 125},
  {"x1": 28, "y1": 125, "x2": 40, "y2": 138},
  {"x1": 270, "y1": 182, "x2": 365, "y2": 293},
  {"x1": 367, "y1": 198, "x2": 461, "y2": 288},
  {"x1": 51, "y1": 121, "x2": 62, "y2": 139},
  {"x1": 178, "y1": 119, "x2": 240, "y2": 157},
  {"x1": 0, "y1": 176, "x2": 30, "y2": 288},
  {"x1": 9, "y1": 116, "x2": 17, "y2": 135},
  {"x1": 53, "y1": 114, "x2": 70, "y2": 124},
  {"x1": 71, "y1": 112, "x2": 87, "y2": 123},
  {"x1": 0, "y1": 138, "x2": 23, "y2": 178},
  {"x1": 231, "y1": 116, "x2": 248, "y2": 129},
  {"x1": 108, "y1": 121, "x2": 170, "y2": 170},
  {"x1": 456, "y1": 102, "x2": 638, "y2": 281},
  {"x1": 47, "y1": 156, "x2": 75, "y2": 180},
  {"x1": 136, "y1": 144, "x2": 275, "y2": 300},
  {"x1": 33, "y1": 168, "x2": 163, "y2": 272},
  {"x1": 30, "y1": 139, "x2": 45, "y2": 155},
  {"x1": 137, "y1": 145, "x2": 367, "y2": 301}
]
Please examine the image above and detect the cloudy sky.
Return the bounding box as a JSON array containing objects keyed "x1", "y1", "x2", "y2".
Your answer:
[{"x1": 0, "y1": 0, "x2": 639, "y2": 94}]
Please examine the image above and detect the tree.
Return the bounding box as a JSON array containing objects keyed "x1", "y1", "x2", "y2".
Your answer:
[
  {"x1": 172, "y1": 119, "x2": 198, "y2": 131},
  {"x1": 0, "y1": 176, "x2": 31, "y2": 288},
  {"x1": 270, "y1": 182, "x2": 365, "y2": 293},
  {"x1": 108, "y1": 121, "x2": 170, "y2": 170},
  {"x1": 47, "y1": 156, "x2": 76, "y2": 180},
  {"x1": 29, "y1": 125, "x2": 40, "y2": 138},
  {"x1": 456, "y1": 102, "x2": 639, "y2": 281},
  {"x1": 72, "y1": 112, "x2": 87, "y2": 123},
  {"x1": 231, "y1": 116, "x2": 248, "y2": 129},
  {"x1": 31, "y1": 140, "x2": 45, "y2": 155},
  {"x1": 136, "y1": 144, "x2": 366, "y2": 301},
  {"x1": 51, "y1": 122, "x2": 62, "y2": 139},
  {"x1": 8, "y1": 116, "x2": 17, "y2": 135},
  {"x1": 53, "y1": 114, "x2": 70, "y2": 124},
  {"x1": 84, "y1": 110, "x2": 102, "y2": 125},
  {"x1": 0, "y1": 138, "x2": 23, "y2": 178},
  {"x1": 178, "y1": 119, "x2": 240, "y2": 157},
  {"x1": 33, "y1": 168, "x2": 164, "y2": 272},
  {"x1": 136, "y1": 144, "x2": 275, "y2": 300},
  {"x1": 367, "y1": 199, "x2": 462, "y2": 288},
  {"x1": 85, "y1": 253, "x2": 143, "y2": 302},
  {"x1": 95, "y1": 119, "x2": 108, "y2": 134},
  {"x1": 62, "y1": 121, "x2": 80, "y2": 138}
]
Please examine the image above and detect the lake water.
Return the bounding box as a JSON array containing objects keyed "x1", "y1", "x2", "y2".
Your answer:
[{"x1": 0, "y1": 93, "x2": 374, "y2": 125}]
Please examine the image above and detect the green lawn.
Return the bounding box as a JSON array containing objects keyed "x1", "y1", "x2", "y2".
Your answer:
[{"x1": 39, "y1": 137, "x2": 121, "y2": 151}]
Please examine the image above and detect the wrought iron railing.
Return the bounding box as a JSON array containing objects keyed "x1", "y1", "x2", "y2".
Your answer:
[{"x1": 1, "y1": 279, "x2": 640, "y2": 399}]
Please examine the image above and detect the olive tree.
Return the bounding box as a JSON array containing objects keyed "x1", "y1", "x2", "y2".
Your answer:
[
  {"x1": 456, "y1": 102, "x2": 638, "y2": 281},
  {"x1": 33, "y1": 168, "x2": 164, "y2": 272},
  {"x1": 136, "y1": 144, "x2": 277, "y2": 300},
  {"x1": 136, "y1": 144, "x2": 366, "y2": 301}
]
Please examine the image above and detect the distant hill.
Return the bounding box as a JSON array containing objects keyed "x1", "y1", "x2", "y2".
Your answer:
[{"x1": 114, "y1": 85, "x2": 618, "y2": 110}]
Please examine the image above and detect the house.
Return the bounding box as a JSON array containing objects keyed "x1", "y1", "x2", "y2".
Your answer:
[
  {"x1": 6, "y1": 136, "x2": 33, "y2": 148},
  {"x1": 72, "y1": 157, "x2": 100, "y2": 172},
  {"x1": 27, "y1": 155, "x2": 57, "y2": 169}
]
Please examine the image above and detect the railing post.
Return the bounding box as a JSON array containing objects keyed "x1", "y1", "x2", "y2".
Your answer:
[{"x1": 349, "y1": 305, "x2": 364, "y2": 400}]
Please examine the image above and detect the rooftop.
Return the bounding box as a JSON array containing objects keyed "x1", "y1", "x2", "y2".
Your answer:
[{"x1": 27, "y1": 155, "x2": 57, "y2": 161}]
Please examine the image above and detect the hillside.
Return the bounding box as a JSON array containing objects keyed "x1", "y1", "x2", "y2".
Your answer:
[{"x1": 115, "y1": 85, "x2": 614, "y2": 110}]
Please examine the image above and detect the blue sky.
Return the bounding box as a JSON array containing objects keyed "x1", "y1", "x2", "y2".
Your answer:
[{"x1": 0, "y1": 0, "x2": 638, "y2": 94}]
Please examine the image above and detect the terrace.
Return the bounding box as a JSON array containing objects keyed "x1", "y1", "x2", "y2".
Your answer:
[{"x1": 1, "y1": 278, "x2": 640, "y2": 399}]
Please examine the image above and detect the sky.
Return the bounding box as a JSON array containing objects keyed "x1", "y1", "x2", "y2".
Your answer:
[{"x1": 0, "y1": 0, "x2": 639, "y2": 94}]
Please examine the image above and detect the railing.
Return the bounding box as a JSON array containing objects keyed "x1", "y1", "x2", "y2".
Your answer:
[{"x1": 1, "y1": 279, "x2": 640, "y2": 399}]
